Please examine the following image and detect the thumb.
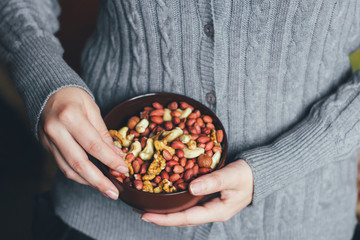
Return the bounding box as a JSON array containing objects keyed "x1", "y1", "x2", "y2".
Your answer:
[{"x1": 189, "y1": 162, "x2": 238, "y2": 196}]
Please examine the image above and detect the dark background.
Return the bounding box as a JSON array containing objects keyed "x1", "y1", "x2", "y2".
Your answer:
[{"x1": 0, "y1": 1, "x2": 98, "y2": 239}]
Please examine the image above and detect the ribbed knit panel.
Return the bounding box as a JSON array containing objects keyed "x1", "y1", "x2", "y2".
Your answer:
[{"x1": 2, "y1": 0, "x2": 360, "y2": 239}]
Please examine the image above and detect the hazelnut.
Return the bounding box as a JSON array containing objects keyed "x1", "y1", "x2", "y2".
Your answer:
[
  {"x1": 197, "y1": 154, "x2": 212, "y2": 168},
  {"x1": 128, "y1": 116, "x2": 140, "y2": 129}
]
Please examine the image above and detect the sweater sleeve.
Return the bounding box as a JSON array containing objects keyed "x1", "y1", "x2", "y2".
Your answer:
[
  {"x1": 0, "y1": 0, "x2": 94, "y2": 139},
  {"x1": 234, "y1": 69, "x2": 360, "y2": 204}
]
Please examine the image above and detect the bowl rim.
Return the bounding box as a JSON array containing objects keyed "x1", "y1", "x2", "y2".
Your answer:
[{"x1": 102, "y1": 92, "x2": 228, "y2": 196}]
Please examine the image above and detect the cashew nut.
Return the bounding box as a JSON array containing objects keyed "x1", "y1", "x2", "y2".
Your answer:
[
  {"x1": 110, "y1": 127, "x2": 132, "y2": 147},
  {"x1": 139, "y1": 138, "x2": 154, "y2": 160},
  {"x1": 135, "y1": 118, "x2": 149, "y2": 133},
  {"x1": 113, "y1": 140, "x2": 122, "y2": 149},
  {"x1": 128, "y1": 141, "x2": 142, "y2": 158},
  {"x1": 211, "y1": 151, "x2": 221, "y2": 169},
  {"x1": 180, "y1": 107, "x2": 192, "y2": 119},
  {"x1": 162, "y1": 127, "x2": 183, "y2": 143},
  {"x1": 183, "y1": 146, "x2": 205, "y2": 158},
  {"x1": 163, "y1": 108, "x2": 172, "y2": 121},
  {"x1": 180, "y1": 134, "x2": 191, "y2": 144}
]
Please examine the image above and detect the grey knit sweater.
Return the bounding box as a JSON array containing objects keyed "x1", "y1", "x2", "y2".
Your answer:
[{"x1": 1, "y1": 0, "x2": 360, "y2": 239}]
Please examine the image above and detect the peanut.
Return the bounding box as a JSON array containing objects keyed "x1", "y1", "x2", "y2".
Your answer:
[
  {"x1": 140, "y1": 137, "x2": 147, "y2": 149},
  {"x1": 164, "y1": 121, "x2": 174, "y2": 130},
  {"x1": 167, "y1": 101, "x2": 178, "y2": 110},
  {"x1": 184, "y1": 160, "x2": 194, "y2": 170},
  {"x1": 212, "y1": 145, "x2": 222, "y2": 152},
  {"x1": 206, "y1": 150, "x2": 213, "y2": 157},
  {"x1": 140, "y1": 162, "x2": 149, "y2": 174},
  {"x1": 199, "y1": 167, "x2": 212, "y2": 174},
  {"x1": 169, "y1": 173, "x2": 181, "y2": 182},
  {"x1": 134, "y1": 180, "x2": 143, "y2": 190},
  {"x1": 197, "y1": 136, "x2": 211, "y2": 143},
  {"x1": 171, "y1": 110, "x2": 182, "y2": 117},
  {"x1": 167, "y1": 160, "x2": 179, "y2": 167},
  {"x1": 196, "y1": 118, "x2": 205, "y2": 127},
  {"x1": 132, "y1": 160, "x2": 141, "y2": 173},
  {"x1": 179, "y1": 157, "x2": 187, "y2": 167},
  {"x1": 176, "y1": 149, "x2": 184, "y2": 158},
  {"x1": 149, "y1": 122, "x2": 156, "y2": 131},
  {"x1": 162, "y1": 149, "x2": 172, "y2": 161},
  {"x1": 203, "y1": 115, "x2": 213, "y2": 123},
  {"x1": 151, "y1": 116, "x2": 164, "y2": 124},
  {"x1": 172, "y1": 116, "x2": 180, "y2": 125},
  {"x1": 161, "y1": 171, "x2": 169, "y2": 180},
  {"x1": 184, "y1": 169, "x2": 194, "y2": 181},
  {"x1": 144, "y1": 106, "x2": 154, "y2": 111},
  {"x1": 177, "y1": 182, "x2": 188, "y2": 190},
  {"x1": 130, "y1": 130, "x2": 140, "y2": 138},
  {"x1": 173, "y1": 165, "x2": 185, "y2": 174},
  {"x1": 188, "y1": 113, "x2": 197, "y2": 119},
  {"x1": 171, "y1": 141, "x2": 185, "y2": 149},
  {"x1": 205, "y1": 141, "x2": 214, "y2": 151},
  {"x1": 178, "y1": 122, "x2": 185, "y2": 129},
  {"x1": 192, "y1": 164, "x2": 199, "y2": 176},
  {"x1": 152, "y1": 102, "x2": 163, "y2": 109},
  {"x1": 186, "y1": 118, "x2": 196, "y2": 127},
  {"x1": 154, "y1": 176, "x2": 162, "y2": 184},
  {"x1": 216, "y1": 129, "x2": 224, "y2": 143},
  {"x1": 109, "y1": 169, "x2": 122, "y2": 177},
  {"x1": 126, "y1": 153, "x2": 135, "y2": 163},
  {"x1": 116, "y1": 176, "x2": 124, "y2": 183},
  {"x1": 150, "y1": 109, "x2": 164, "y2": 116}
]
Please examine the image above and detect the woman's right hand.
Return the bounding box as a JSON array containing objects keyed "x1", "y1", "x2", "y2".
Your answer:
[{"x1": 38, "y1": 86, "x2": 128, "y2": 200}]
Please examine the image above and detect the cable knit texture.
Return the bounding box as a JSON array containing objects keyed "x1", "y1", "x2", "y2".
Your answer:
[{"x1": 1, "y1": 0, "x2": 360, "y2": 239}]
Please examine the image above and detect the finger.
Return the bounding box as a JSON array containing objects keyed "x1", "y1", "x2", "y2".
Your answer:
[
  {"x1": 39, "y1": 127, "x2": 89, "y2": 185},
  {"x1": 141, "y1": 198, "x2": 230, "y2": 226},
  {"x1": 85, "y1": 106, "x2": 124, "y2": 157},
  {"x1": 189, "y1": 162, "x2": 238, "y2": 196},
  {"x1": 49, "y1": 141, "x2": 90, "y2": 185},
  {"x1": 47, "y1": 124, "x2": 120, "y2": 200},
  {"x1": 64, "y1": 111, "x2": 128, "y2": 174}
]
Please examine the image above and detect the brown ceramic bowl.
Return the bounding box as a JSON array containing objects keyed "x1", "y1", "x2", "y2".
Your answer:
[{"x1": 99, "y1": 92, "x2": 228, "y2": 213}]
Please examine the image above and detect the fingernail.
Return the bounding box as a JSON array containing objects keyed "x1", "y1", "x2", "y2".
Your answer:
[
  {"x1": 141, "y1": 217, "x2": 151, "y2": 223},
  {"x1": 105, "y1": 190, "x2": 118, "y2": 200},
  {"x1": 190, "y1": 181, "x2": 204, "y2": 195},
  {"x1": 109, "y1": 143, "x2": 124, "y2": 157},
  {"x1": 116, "y1": 166, "x2": 128, "y2": 174}
]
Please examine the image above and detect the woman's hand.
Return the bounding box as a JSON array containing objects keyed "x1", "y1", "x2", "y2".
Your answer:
[
  {"x1": 141, "y1": 159, "x2": 254, "y2": 226},
  {"x1": 38, "y1": 87, "x2": 128, "y2": 200}
]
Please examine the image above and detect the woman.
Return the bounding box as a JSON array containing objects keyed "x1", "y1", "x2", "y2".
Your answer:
[{"x1": 1, "y1": 0, "x2": 360, "y2": 239}]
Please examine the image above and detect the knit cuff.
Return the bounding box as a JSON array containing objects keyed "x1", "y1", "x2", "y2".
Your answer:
[
  {"x1": 7, "y1": 35, "x2": 94, "y2": 139},
  {"x1": 234, "y1": 115, "x2": 337, "y2": 205}
]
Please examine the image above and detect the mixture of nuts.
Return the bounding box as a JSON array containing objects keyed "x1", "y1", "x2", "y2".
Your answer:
[{"x1": 108, "y1": 101, "x2": 224, "y2": 193}]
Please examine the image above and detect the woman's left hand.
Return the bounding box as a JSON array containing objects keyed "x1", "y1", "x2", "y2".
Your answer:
[{"x1": 141, "y1": 159, "x2": 254, "y2": 226}]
